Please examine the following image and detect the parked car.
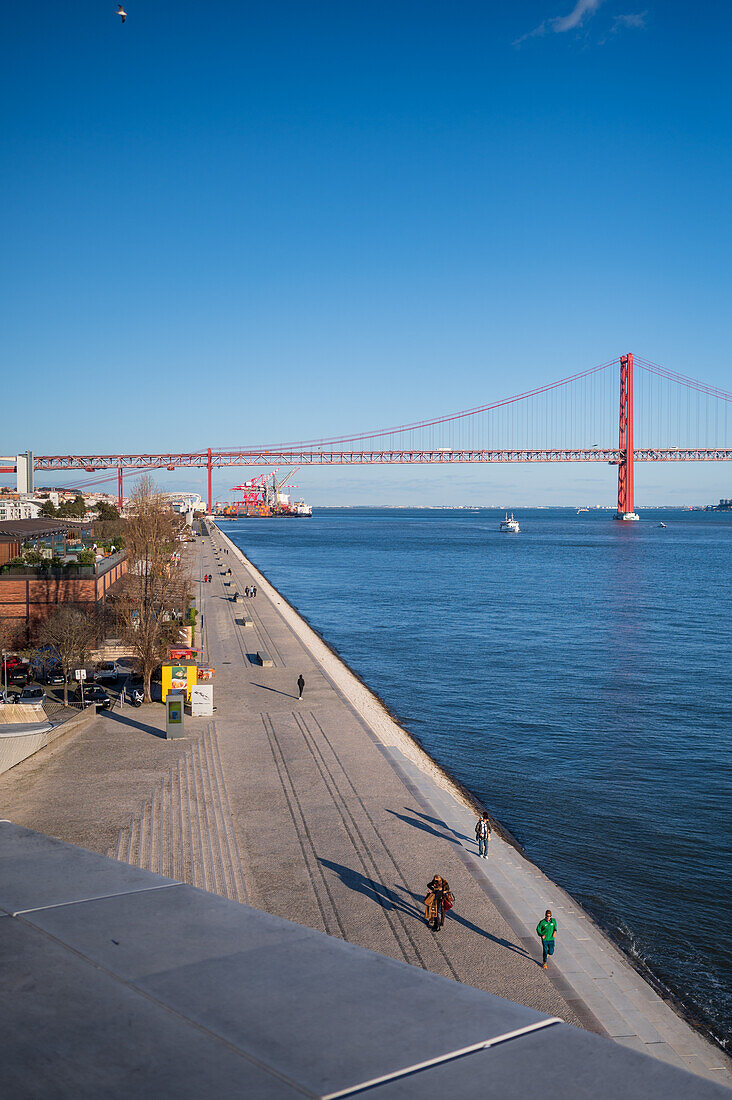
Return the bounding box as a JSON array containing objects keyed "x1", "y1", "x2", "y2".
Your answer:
[
  {"x1": 43, "y1": 666, "x2": 66, "y2": 685},
  {"x1": 76, "y1": 685, "x2": 112, "y2": 710},
  {"x1": 8, "y1": 666, "x2": 29, "y2": 686},
  {"x1": 95, "y1": 661, "x2": 120, "y2": 684},
  {"x1": 0, "y1": 690, "x2": 12, "y2": 704},
  {"x1": 3, "y1": 655, "x2": 23, "y2": 671},
  {"x1": 18, "y1": 686, "x2": 46, "y2": 706}
]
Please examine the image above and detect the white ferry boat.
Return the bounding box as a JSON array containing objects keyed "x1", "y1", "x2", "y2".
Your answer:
[{"x1": 500, "y1": 512, "x2": 520, "y2": 533}]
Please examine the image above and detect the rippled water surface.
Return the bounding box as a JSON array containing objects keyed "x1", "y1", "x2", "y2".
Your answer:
[{"x1": 220, "y1": 508, "x2": 732, "y2": 1045}]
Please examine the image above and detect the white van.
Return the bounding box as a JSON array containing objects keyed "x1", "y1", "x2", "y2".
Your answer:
[{"x1": 95, "y1": 661, "x2": 120, "y2": 684}]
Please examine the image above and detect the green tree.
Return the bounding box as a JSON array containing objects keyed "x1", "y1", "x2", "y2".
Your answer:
[
  {"x1": 39, "y1": 500, "x2": 57, "y2": 517},
  {"x1": 57, "y1": 495, "x2": 87, "y2": 518},
  {"x1": 95, "y1": 501, "x2": 120, "y2": 522}
]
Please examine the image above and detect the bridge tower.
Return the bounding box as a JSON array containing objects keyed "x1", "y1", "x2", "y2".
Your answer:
[{"x1": 615, "y1": 353, "x2": 639, "y2": 521}]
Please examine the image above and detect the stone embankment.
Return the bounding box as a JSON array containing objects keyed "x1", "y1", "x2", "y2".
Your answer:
[{"x1": 0, "y1": 522, "x2": 728, "y2": 1087}]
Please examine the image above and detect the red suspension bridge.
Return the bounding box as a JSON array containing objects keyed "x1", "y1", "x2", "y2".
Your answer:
[{"x1": 7, "y1": 353, "x2": 732, "y2": 517}]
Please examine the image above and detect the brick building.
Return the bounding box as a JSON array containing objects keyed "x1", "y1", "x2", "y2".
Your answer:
[{"x1": 0, "y1": 520, "x2": 127, "y2": 640}]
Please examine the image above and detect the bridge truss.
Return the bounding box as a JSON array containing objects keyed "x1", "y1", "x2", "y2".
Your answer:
[{"x1": 16, "y1": 353, "x2": 732, "y2": 515}]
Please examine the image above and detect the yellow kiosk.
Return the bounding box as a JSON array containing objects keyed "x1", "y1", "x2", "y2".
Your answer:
[{"x1": 161, "y1": 660, "x2": 198, "y2": 703}]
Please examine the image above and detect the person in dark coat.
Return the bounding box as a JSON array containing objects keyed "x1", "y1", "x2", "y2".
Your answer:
[
  {"x1": 475, "y1": 812, "x2": 491, "y2": 858},
  {"x1": 425, "y1": 875, "x2": 453, "y2": 931},
  {"x1": 297, "y1": 673, "x2": 305, "y2": 699}
]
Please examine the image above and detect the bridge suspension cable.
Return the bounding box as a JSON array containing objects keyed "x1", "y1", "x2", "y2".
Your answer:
[{"x1": 21, "y1": 353, "x2": 732, "y2": 515}]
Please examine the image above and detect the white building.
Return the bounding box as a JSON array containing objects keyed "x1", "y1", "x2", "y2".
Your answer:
[{"x1": 0, "y1": 498, "x2": 44, "y2": 522}]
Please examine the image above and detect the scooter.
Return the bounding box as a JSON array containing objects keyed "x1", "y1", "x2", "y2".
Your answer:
[{"x1": 130, "y1": 687, "x2": 144, "y2": 708}]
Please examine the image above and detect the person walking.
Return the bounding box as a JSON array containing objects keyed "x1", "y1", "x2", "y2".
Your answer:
[
  {"x1": 252, "y1": 585, "x2": 257, "y2": 597},
  {"x1": 425, "y1": 875, "x2": 453, "y2": 931},
  {"x1": 475, "y1": 812, "x2": 491, "y2": 858},
  {"x1": 537, "y1": 909, "x2": 557, "y2": 969},
  {"x1": 297, "y1": 673, "x2": 305, "y2": 699}
]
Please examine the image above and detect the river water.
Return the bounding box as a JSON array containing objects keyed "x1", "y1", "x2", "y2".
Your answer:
[{"x1": 220, "y1": 507, "x2": 732, "y2": 1047}]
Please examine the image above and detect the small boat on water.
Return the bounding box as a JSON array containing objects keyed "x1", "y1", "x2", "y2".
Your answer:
[
  {"x1": 576, "y1": 507, "x2": 589, "y2": 514},
  {"x1": 658, "y1": 522, "x2": 667, "y2": 528},
  {"x1": 500, "y1": 512, "x2": 520, "y2": 533}
]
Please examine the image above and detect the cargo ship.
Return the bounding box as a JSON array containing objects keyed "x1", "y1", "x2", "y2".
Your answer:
[{"x1": 214, "y1": 471, "x2": 312, "y2": 519}]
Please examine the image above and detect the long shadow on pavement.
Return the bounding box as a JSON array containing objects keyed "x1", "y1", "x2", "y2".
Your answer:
[
  {"x1": 319, "y1": 857, "x2": 534, "y2": 959},
  {"x1": 394, "y1": 884, "x2": 534, "y2": 958},
  {"x1": 250, "y1": 683, "x2": 298, "y2": 700},
  {"x1": 409, "y1": 807, "x2": 473, "y2": 842},
  {"x1": 385, "y1": 808, "x2": 472, "y2": 845},
  {"x1": 100, "y1": 710, "x2": 167, "y2": 739},
  {"x1": 317, "y1": 857, "x2": 422, "y2": 920}
]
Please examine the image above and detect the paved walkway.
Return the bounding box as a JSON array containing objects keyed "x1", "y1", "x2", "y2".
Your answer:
[
  {"x1": 1, "y1": 525, "x2": 729, "y2": 1087},
  {"x1": 197, "y1": 527, "x2": 730, "y2": 1086}
]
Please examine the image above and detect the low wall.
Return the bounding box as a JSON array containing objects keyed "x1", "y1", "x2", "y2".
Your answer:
[{"x1": 0, "y1": 706, "x2": 96, "y2": 777}]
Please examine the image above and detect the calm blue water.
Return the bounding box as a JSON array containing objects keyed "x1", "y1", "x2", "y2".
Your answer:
[{"x1": 220, "y1": 508, "x2": 732, "y2": 1046}]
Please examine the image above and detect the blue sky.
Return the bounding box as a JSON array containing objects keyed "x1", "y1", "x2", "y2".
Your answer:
[{"x1": 2, "y1": 0, "x2": 731, "y2": 506}]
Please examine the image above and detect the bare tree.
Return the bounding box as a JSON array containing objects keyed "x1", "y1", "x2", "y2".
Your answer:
[
  {"x1": 39, "y1": 607, "x2": 94, "y2": 705},
  {"x1": 0, "y1": 619, "x2": 23, "y2": 655},
  {"x1": 117, "y1": 476, "x2": 190, "y2": 702}
]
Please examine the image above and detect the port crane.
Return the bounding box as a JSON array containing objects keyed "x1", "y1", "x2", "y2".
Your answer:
[{"x1": 217, "y1": 468, "x2": 305, "y2": 517}]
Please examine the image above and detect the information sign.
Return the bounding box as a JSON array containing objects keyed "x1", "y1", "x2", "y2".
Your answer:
[{"x1": 165, "y1": 691, "x2": 185, "y2": 739}]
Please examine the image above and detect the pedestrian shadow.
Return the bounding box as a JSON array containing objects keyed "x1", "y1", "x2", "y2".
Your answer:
[
  {"x1": 393, "y1": 884, "x2": 533, "y2": 959},
  {"x1": 100, "y1": 709, "x2": 167, "y2": 739},
  {"x1": 318, "y1": 858, "x2": 534, "y2": 959},
  {"x1": 407, "y1": 807, "x2": 473, "y2": 843},
  {"x1": 317, "y1": 858, "x2": 422, "y2": 920},
  {"x1": 250, "y1": 683, "x2": 297, "y2": 699},
  {"x1": 385, "y1": 808, "x2": 471, "y2": 846}
]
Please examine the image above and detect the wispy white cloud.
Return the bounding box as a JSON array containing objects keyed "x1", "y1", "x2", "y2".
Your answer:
[
  {"x1": 612, "y1": 12, "x2": 647, "y2": 31},
  {"x1": 598, "y1": 11, "x2": 647, "y2": 44},
  {"x1": 514, "y1": 0, "x2": 605, "y2": 45},
  {"x1": 553, "y1": 0, "x2": 605, "y2": 32},
  {"x1": 515, "y1": 2, "x2": 647, "y2": 46}
]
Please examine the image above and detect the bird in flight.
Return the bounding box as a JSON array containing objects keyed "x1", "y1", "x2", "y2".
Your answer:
[{"x1": 116, "y1": 4, "x2": 127, "y2": 22}]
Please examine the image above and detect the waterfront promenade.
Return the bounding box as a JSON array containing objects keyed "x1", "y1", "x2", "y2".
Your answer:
[{"x1": 1, "y1": 523, "x2": 729, "y2": 1087}]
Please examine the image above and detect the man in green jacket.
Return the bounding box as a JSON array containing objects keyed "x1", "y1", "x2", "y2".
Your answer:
[{"x1": 537, "y1": 909, "x2": 557, "y2": 969}]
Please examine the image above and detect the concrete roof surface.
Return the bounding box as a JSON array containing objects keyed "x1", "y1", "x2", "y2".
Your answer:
[
  {"x1": 1, "y1": 821, "x2": 729, "y2": 1100},
  {"x1": 0, "y1": 518, "x2": 69, "y2": 537}
]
